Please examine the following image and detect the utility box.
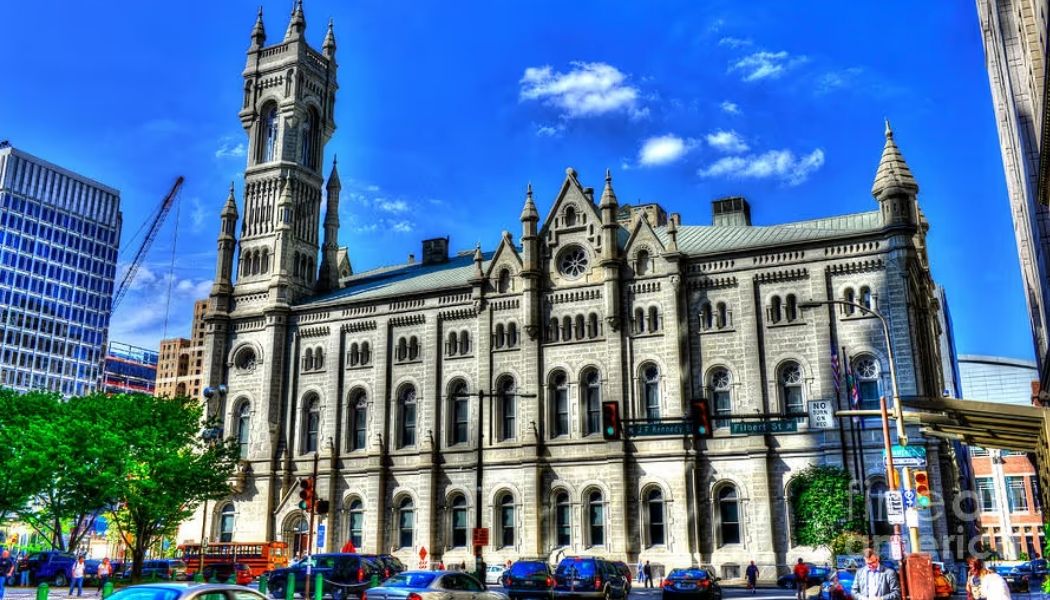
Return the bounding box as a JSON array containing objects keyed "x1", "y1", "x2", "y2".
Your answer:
[{"x1": 904, "y1": 553, "x2": 934, "y2": 600}]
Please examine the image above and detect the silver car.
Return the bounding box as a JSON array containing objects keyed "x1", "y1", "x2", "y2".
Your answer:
[
  {"x1": 104, "y1": 583, "x2": 266, "y2": 600},
  {"x1": 366, "y1": 571, "x2": 509, "y2": 600}
]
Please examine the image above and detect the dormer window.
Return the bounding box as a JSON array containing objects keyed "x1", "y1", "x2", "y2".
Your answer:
[{"x1": 565, "y1": 206, "x2": 577, "y2": 227}]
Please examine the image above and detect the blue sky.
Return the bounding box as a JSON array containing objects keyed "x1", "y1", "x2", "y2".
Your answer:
[{"x1": 0, "y1": 1, "x2": 1033, "y2": 362}]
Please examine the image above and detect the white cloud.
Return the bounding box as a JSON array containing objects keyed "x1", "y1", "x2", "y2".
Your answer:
[
  {"x1": 638, "y1": 134, "x2": 693, "y2": 166},
  {"x1": 374, "y1": 198, "x2": 409, "y2": 214},
  {"x1": 520, "y1": 62, "x2": 646, "y2": 119},
  {"x1": 215, "y1": 140, "x2": 246, "y2": 159},
  {"x1": 390, "y1": 221, "x2": 413, "y2": 233},
  {"x1": 705, "y1": 130, "x2": 749, "y2": 154},
  {"x1": 718, "y1": 36, "x2": 753, "y2": 48},
  {"x1": 189, "y1": 197, "x2": 206, "y2": 233},
  {"x1": 698, "y1": 148, "x2": 825, "y2": 186},
  {"x1": 815, "y1": 67, "x2": 864, "y2": 94},
  {"x1": 720, "y1": 100, "x2": 740, "y2": 115},
  {"x1": 729, "y1": 50, "x2": 806, "y2": 82},
  {"x1": 536, "y1": 124, "x2": 562, "y2": 137}
]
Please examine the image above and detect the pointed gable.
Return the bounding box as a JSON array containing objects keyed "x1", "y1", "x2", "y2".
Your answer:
[{"x1": 539, "y1": 167, "x2": 603, "y2": 239}]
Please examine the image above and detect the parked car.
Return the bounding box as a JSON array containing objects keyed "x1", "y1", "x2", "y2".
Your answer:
[
  {"x1": 19, "y1": 551, "x2": 76, "y2": 586},
  {"x1": 777, "y1": 565, "x2": 832, "y2": 590},
  {"x1": 105, "y1": 582, "x2": 267, "y2": 600},
  {"x1": 365, "y1": 570, "x2": 508, "y2": 600},
  {"x1": 267, "y1": 553, "x2": 381, "y2": 600},
  {"x1": 201, "y1": 563, "x2": 254, "y2": 585},
  {"x1": 552, "y1": 557, "x2": 629, "y2": 600},
  {"x1": 660, "y1": 568, "x2": 722, "y2": 600},
  {"x1": 373, "y1": 555, "x2": 407, "y2": 581},
  {"x1": 504, "y1": 560, "x2": 555, "y2": 600},
  {"x1": 820, "y1": 569, "x2": 855, "y2": 600},
  {"x1": 610, "y1": 562, "x2": 632, "y2": 594},
  {"x1": 1003, "y1": 559, "x2": 1048, "y2": 593},
  {"x1": 138, "y1": 559, "x2": 189, "y2": 581},
  {"x1": 484, "y1": 565, "x2": 507, "y2": 587}
]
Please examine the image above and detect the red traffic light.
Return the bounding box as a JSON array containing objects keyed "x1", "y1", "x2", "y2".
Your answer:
[
  {"x1": 913, "y1": 470, "x2": 931, "y2": 508},
  {"x1": 690, "y1": 400, "x2": 712, "y2": 439},
  {"x1": 601, "y1": 402, "x2": 620, "y2": 440},
  {"x1": 298, "y1": 477, "x2": 315, "y2": 512}
]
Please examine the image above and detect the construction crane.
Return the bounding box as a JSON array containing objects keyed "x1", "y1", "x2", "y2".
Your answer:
[{"x1": 112, "y1": 176, "x2": 184, "y2": 310}]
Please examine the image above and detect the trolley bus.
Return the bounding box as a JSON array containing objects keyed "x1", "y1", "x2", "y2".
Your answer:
[{"x1": 180, "y1": 541, "x2": 289, "y2": 583}]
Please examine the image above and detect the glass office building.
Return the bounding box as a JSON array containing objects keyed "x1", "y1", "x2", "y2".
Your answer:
[
  {"x1": 0, "y1": 143, "x2": 121, "y2": 396},
  {"x1": 102, "y1": 341, "x2": 158, "y2": 394}
]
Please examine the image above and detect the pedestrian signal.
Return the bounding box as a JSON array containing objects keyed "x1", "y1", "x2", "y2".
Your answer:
[
  {"x1": 298, "y1": 478, "x2": 315, "y2": 512},
  {"x1": 601, "y1": 402, "x2": 620, "y2": 440},
  {"x1": 913, "y1": 470, "x2": 931, "y2": 508}
]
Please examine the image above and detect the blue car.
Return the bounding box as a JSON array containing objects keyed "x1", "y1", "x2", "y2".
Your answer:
[{"x1": 820, "y1": 569, "x2": 855, "y2": 600}]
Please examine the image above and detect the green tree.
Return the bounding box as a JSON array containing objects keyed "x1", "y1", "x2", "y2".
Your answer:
[
  {"x1": 0, "y1": 389, "x2": 49, "y2": 521},
  {"x1": 107, "y1": 394, "x2": 238, "y2": 582},
  {"x1": 790, "y1": 465, "x2": 866, "y2": 548}
]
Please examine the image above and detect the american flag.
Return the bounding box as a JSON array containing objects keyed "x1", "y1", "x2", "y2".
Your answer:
[
  {"x1": 830, "y1": 345, "x2": 841, "y2": 393},
  {"x1": 846, "y1": 360, "x2": 860, "y2": 408}
]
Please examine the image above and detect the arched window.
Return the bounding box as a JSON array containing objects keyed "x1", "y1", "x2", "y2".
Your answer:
[
  {"x1": 583, "y1": 369, "x2": 601, "y2": 436},
  {"x1": 587, "y1": 490, "x2": 605, "y2": 547},
  {"x1": 450, "y1": 380, "x2": 469, "y2": 446},
  {"x1": 853, "y1": 355, "x2": 881, "y2": 410},
  {"x1": 349, "y1": 343, "x2": 360, "y2": 366},
  {"x1": 575, "y1": 315, "x2": 586, "y2": 340},
  {"x1": 284, "y1": 515, "x2": 309, "y2": 557},
  {"x1": 447, "y1": 331, "x2": 459, "y2": 356},
  {"x1": 396, "y1": 338, "x2": 407, "y2": 362},
  {"x1": 868, "y1": 481, "x2": 893, "y2": 535},
  {"x1": 347, "y1": 499, "x2": 364, "y2": 549},
  {"x1": 844, "y1": 288, "x2": 856, "y2": 315},
  {"x1": 562, "y1": 316, "x2": 573, "y2": 341},
  {"x1": 302, "y1": 395, "x2": 320, "y2": 453},
  {"x1": 497, "y1": 269, "x2": 511, "y2": 293},
  {"x1": 786, "y1": 294, "x2": 798, "y2": 322},
  {"x1": 554, "y1": 492, "x2": 571, "y2": 547},
  {"x1": 710, "y1": 368, "x2": 732, "y2": 429},
  {"x1": 261, "y1": 248, "x2": 269, "y2": 274},
  {"x1": 459, "y1": 331, "x2": 470, "y2": 354},
  {"x1": 565, "y1": 206, "x2": 577, "y2": 227},
  {"x1": 507, "y1": 323, "x2": 519, "y2": 348},
  {"x1": 261, "y1": 106, "x2": 279, "y2": 163},
  {"x1": 718, "y1": 486, "x2": 741, "y2": 545},
  {"x1": 779, "y1": 362, "x2": 805, "y2": 420},
  {"x1": 634, "y1": 308, "x2": 645, "y2": 334},
  {"x1": 643, "y1": 364, "x2": 660, "y2": 421},
  {"x1": 770, "y1": 296, "x2": 783, "y2": 324},
  {"x1": 408, "y1": 336, "x2": 419, "y2": 361},
  {"x1": 397, "y1": 497, "x2": 414, "y2": 549},
  {"x1": 587, "y1": 314, "x2": 599, "y2": 339},
  {"x1": 348, "y1": 391, "x2": 367, "y2": 452},
  {"x1": 636, "y1": 250, "x2": 650, "y2": 276},
  {"x1": 398, "y1": 385, "x2": 417, "y2": 448},
  {"x1": 219, "y1": 504, "x2": 235, "y2": 543},
  {"x1": 498, "y1": 493, "x2": 515, "y2": 548},
  {"x1": 717, "y1": 302, "x2": 729, "y2": 329},
  {"x1": 494, "y1": 324, "x2": 505, "y2": 349},
  {"x1": 314, "y1": 347, "x2": 324, "y2": 369},
  {"x1": 360, "y1": 342, "x2": 371, "y2": 365},
  {"x1": 236, "y1": 402, "x2": 251, "y2": 459},
  {"x1": 301, "y1": 109, "x2": 316, "y2": 170},
  {"x1": 646, "y1": 489, "x2": 665, "y2": 546},
  {"x1": 450, "y1": 495, "x2": 468, "y2": 548},
  {"x1": 860, "y1": 286, "x2": 873, "y2": 311},
  {"x1": 648, "y1": 307, "x2": 659, "y2": 333},
  {"x1": 498, "y1": 377, "x2": 516, "y2": 441},
  {"x1": 551, "y1": 371, "x2": 569, "y2": 438},
  {"x1": 701, "y1": 302, "x2": 713, "y2": 330},
  {"x1": 548, "y1": 318, "x2": 560, "y2": 342}
]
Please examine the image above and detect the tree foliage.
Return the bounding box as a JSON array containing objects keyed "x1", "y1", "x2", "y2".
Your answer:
[{"x1": 790, "y1": 465, "x2": 866, "y2": 548}]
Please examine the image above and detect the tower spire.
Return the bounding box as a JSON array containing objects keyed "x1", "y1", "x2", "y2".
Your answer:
[
  {"x1": 285, "y1": 0, "x2": 306, "y2": 41},
  {"x1": 323, "y1": 18, "x2": 337, "y2": 57},
  {"x1": 599, "y1": 168, "x2": 618, "y2": 209},
  {"x1": 318, "y1": 157, "x2": 342, "y2": 292},
  {"x1": 519, "y1": 182, "x2": 538, "y2": 222},
  {"x1": 250, "y1": 6, "x2": 266, "y2": 50},
  {"x1": 871, "y1": 118, "x2": 919, "y2": 199}
]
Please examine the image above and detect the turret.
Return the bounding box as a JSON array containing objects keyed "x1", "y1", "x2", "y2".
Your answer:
[
  {"x1": 599, "y1": 169, "x2": 619, "y2": 261},
  {"x1": 318, "y1": 158, "x2": 342, "y2": 292},
  {"x1": 872, "y1": 119, "x2": 919, "y2": 228},
  {"x1": 284, "y1": 0, "x2": 306, "y2": 42},
  {"x1": 212, "y1": 183, "x2": 239, "y2": 296},
  {"x1": 520, "y1": 183, "x2": 538, "y2": 268},
  {"x1": 249, "y1": 6, "x2": 266, "y2": 51},
  {"x1": 323, "y1": 18, "x2": 336, "y2": 58}
]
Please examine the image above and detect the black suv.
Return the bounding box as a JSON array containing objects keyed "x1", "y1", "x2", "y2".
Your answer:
[
  {"x1": 267, "y1": 553, "x2": 381, "y2": 600},
  {"x1": 553, "y1": 557, "x2": 628, "y2": 600},
  {"x1": 505, "y1": 560, "x2": 555, "y2": 600},
  {"x1": 373, "y1": 554, "x2": 406, "y2": 581}
]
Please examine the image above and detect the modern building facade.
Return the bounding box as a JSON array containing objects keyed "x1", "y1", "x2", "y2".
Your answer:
[
  {"x1": 179, "y1": 6, "x2": 961, "y2": 578},
  {"x1": 0, "y1": 143, "x2": 121, "y2": 396},
  {"x1": 976, "y1": 0, "x2": 1050, "y2": 396},
  {"x1": 102, "y1": 341, "x2": 159, "y2": 394},
  {"x1": 959, "y1": 354, "x2": 1044, "y2": 559},
  {"x1": 156, "y1": 299, "x2": 207, "y2": 398}
]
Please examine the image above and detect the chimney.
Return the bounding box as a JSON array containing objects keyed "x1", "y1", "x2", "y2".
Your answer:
[
  {"x1": 712, "y1": 196, "x2": 751, "y2": 226},
  {"x1": 422, "y1": 237, "x2": 449, "y2": 265},
  {"x1": 583, "y1": 187, "x2": 595, "y2": 203},
  {"x1": 407, "y1": 253, "x2": 416, "y2": 265}
]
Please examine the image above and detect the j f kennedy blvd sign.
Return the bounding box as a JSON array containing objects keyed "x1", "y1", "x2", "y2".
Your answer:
[
  {"x1": 626, "y1": 422, "x2": 689, "y2": 437},
  {"x1": 882, "y1": 444, "x2": 927, "y2": 467}
]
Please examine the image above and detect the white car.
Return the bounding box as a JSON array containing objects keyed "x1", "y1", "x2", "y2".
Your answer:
[{"x1": 486, "y1": 565, "x2": 506, "y2": 586}]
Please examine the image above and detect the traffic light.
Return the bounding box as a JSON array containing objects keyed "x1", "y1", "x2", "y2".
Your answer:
[
  {"x1": 689, "y1": 400, "x2": 712, "y2": 439},
  {"x1": 601, "y1": 402, "x2": 621, "y2": 440},
  {"x1": 316, "y1": 500, "x2": 330, "y2": 515},
  {"x1": 913, "y1": 470, "x2": 931, "y2": 508},
  {"x1": 298, "y1": 478, "x2": 315, "y2": 512}
]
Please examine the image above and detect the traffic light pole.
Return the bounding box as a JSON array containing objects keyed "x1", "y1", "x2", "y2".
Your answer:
[
  {"x1": 901, "y1": 466, "x2": 921, "y2": 552},
  {"x1": 305, "y1": 452, "x2": 319, "y2": 600}
]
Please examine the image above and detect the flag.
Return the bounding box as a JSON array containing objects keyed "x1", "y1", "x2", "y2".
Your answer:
[{"x1": 830, "y1": 345, "x2": 841, "y2": 393}]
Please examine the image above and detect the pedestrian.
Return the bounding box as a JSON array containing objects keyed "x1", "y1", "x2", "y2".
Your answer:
[
  {"x1": 643, "y1": 561, "x2": 653, "y2": 589},
  {"x1": 793, "y1": 559, "x2": 810, "y2": 600},
  {"x1": 0, "y1": 550, "x2": 14, "y2": 600},
  {"x1": 966, "y1": 558, "x2": 1010, "y2": 600},
  {"x1": 18, "y1": 552, "x2": 28, "y2": 587},
  {"x1": 96, "y1": 558, "x2": 112, "y2": 596},
  {"x1": 69, "y1": 556, "x2": 86, "y2": 598},
  {"x1": 636, "y1": 559, "x2": 645, "y2": 587},
  {"x1": 850, "y1": 548, "x2": 900, "y2": 600},
  {"x1": 745, "y1": 561, "x2": 759, "y2": 594}
]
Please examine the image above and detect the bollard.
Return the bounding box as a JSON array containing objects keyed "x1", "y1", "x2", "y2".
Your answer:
[
  {"x1": 36, "y1": 583, "x2": 49, "y2": 600},
  {"x1": 370, "y1": 574, "x2": 379, "y2": 588},
  {"x1": 314, "y1": 573, "x2": 323, "y2": 600},
  {"x1": 227, "y1": 574, "x2": 236, "y2": 585},
  {"x1": 194, "y1": 573, "x2": 205, "y2": 583},
  {"x1": 285, "y1": 573, "x2": 295, "y2": 600},
  {"x1": 258, "y1": 574, "x2": 268, "y2": 595},
  {"x1": 102, "y1": 581, "x2": 114, "y2": 599}
]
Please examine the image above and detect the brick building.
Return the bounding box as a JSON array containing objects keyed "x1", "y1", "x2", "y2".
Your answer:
[{"x1": 155, "y1": 299, "x2": 206, "y2": 398}]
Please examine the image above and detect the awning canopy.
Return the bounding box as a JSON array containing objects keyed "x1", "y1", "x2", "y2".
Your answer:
[{"x1": 901, "y1": 396, "x2": 1048, "y2": 451}]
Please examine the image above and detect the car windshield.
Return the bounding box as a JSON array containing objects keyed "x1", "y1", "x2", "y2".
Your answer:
[
  {"x1": 668, "y1": 569, "x2": 709, "y2": 580},
  {"x1": 383, "y1": 573, "x2": 437, "y2": 589},
  {"x1": 107, "y1": 588, "x2": 182, "y2": 600},
  {"x1": 556, "y1": 560, "x2": 596, "y2": 578},
  {"x1": 510, "y1": 562, "x2": 548, "y2": 577}
]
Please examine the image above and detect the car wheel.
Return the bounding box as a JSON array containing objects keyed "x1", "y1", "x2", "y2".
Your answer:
[
  {"x1": 603, "y1": 588, "x2": 611, "y2": 600},
  {"x1": 55, "y1": 574, "x2": 68, "y2": 588},
  {"x1": 270, "y1": 582, "x2": 285, "y2": 599}
]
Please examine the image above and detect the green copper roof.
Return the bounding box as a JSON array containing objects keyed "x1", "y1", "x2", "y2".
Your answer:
[{"x1": 656, "y1": 210, "x2": 882, "y2": 254}]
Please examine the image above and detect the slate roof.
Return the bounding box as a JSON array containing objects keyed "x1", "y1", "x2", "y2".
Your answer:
[{"x1": 301, "y1": 210, "x2": 883, "y2": 306}]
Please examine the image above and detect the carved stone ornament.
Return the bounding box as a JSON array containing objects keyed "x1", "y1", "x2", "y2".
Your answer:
[
  {"x1": 524, "y1": 324, "x2": 540, "y2": 340},
  {"x1": 473, "y1": 298, "x2": 486, "y2": 313},
  {"x1": 670, "y1": 274, "x2": 681, "y2": 292},
  {"x1": 605, "y1": 315, "x2": 621, "y2": 331}
]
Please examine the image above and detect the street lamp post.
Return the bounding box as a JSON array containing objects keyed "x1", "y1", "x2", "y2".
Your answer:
[{"x1": 798, "y1": 299, "x2": 921, "y2": 555}]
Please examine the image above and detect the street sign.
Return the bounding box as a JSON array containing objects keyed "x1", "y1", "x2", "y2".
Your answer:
[
  {"x1": 316, "y1": 524, "x2": 326, "y2": 549},
  {"x1": 730, "y1": 419, "x2": 799, "y2": 435},
  {"x1": 626, "y1": 422, "x2": 689, "y2": 437},
  {"x1": 905, "y1": 508, "x2": 919, "y2": 528},
  {"x1": 890, "y1": 535, "x2": 903, "y2": 560},
  {"x1": 419, "y1": 546, "x2": 427, "y2": 561},
  {"x1": 885, "y1": 491, "x2": 905, "y2": 524},
  {"x1": 808, "y1": 400, "x2": 835, "y2": 430},
  {"x1": 882, "y1": 444, "x2": 927, "y2": 468},
  {"x1": 472, "y1": 528, "x2": 489, "y2": 547},
  {"x1": 903, "y1": 489, "x2": 917, "y2": 508}
]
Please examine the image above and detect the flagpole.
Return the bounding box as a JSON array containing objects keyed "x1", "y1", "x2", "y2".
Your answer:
[
  {"x1": 844, "y1": 346, "x2": 867, "y2": 528},
  {"x1": 831, "y1": 344, "x2": 850, "y2": 473}
]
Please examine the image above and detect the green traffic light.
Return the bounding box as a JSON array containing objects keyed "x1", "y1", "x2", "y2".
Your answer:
[
  {"x1": 298, "y1": 501, "x2": 308, "y2": 510},
  {"x1": 605, "y1": 426, "x2": 614, "y2": 435},
  {"x1": 918, "y1": 496, "x2": 930, "y2": 508}
]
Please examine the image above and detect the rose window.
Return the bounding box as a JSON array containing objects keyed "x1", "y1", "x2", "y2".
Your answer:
[{"x1": 558, "y1": 246, "x2": 589, "y2": 279}]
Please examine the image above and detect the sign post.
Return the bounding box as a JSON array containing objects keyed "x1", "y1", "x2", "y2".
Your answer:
[
  {"x1": 883, "y1": 445, "x2": 927, "y2": 468},
  {"x1": 808, "y1": 400, "x2": 835, "y2": 430},
  {"x1": 418, "y1": 546, "x2": 428, "y2": 570},
  {"x1": 890, "y1": 535, "x2": 904, "y2": 560},
  {"x1": 885, "y1": 491, "x2": 905, "y2": 525}
]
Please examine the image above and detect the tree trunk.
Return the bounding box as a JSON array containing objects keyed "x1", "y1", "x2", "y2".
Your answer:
[{"x1": 53, "y1": 514, "x2": 64, "y2": 551}]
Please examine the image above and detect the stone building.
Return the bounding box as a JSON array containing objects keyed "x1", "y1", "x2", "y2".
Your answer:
[{"x1": 181, "y1": 5, "x2": 962, "y2": 578}]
